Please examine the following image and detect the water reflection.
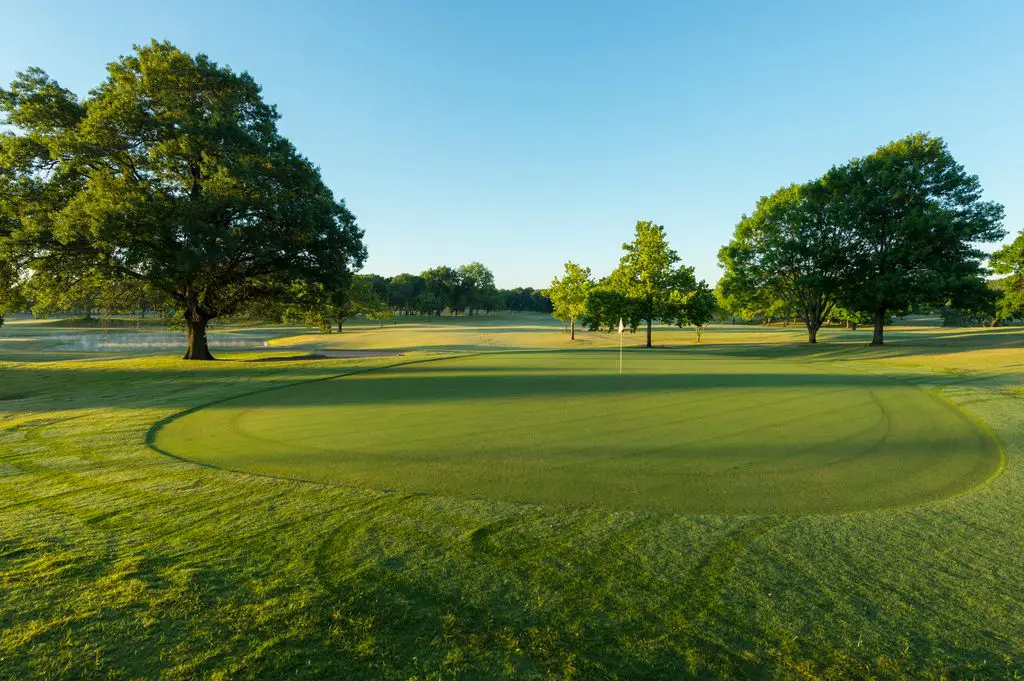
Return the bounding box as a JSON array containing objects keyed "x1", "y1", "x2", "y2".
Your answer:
[{"x1": 54, "y1": 332, "x2": 270, "y2": 352}]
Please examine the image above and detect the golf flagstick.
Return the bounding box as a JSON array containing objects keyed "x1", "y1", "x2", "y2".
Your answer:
[{"x1": 617, "y1": 317, "x2": 624, "y2": 374}]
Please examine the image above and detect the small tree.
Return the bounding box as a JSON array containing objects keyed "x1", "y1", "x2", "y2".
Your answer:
[
  {"x1": 288, "y1": 274, "x2": 380, "y2": 333},
  {"x1": 990, "y1": 229, "x2": 1024, "y2": 322},
  {"x1": 611, "y1": 221, "x2": 696, "y2": 347},
  {"x1": 675, "y1": 282, "x2": 718, "y2": 343},
  {"x1": 547, "y1": 261, "x2": 594, "y2": 340},
  {"x1": 367, "y1": 304, "x2": 394, "y2": 327},
  {"x1": 828, "y1": 305, "x2": 873, "y2": 330}
]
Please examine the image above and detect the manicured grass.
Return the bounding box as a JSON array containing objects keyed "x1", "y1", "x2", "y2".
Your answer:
[
  {"x1": 154, "y1": 351, "x2": 999, "y2": 514},
  {"x1": 1, "y1": 315, "x2": 1022, "y2": 679}
]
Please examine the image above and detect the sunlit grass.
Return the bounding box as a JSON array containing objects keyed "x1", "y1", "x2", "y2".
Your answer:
[{"x1": 154, "y1": 351, "x2": 999, "y2": 515}]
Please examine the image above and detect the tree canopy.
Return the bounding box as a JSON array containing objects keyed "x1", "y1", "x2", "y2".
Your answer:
[
  {"x1": 0, "y1": 259, "x2": 23, "y2": 327},
  {"x1": 675, "y1": 282, "x2": 718, "y2": 343},
  {"x1": 990, "y1": 229, "x2": 1024, "y2": 323},
  {"x1": 0, "y1": 41, "x2": 365, "y2": 358},
  {"x1": 547, "y1": 261, "x2": 594, "y2": 340},
  {"x1": 838, "y1": 134, "x2": 1004, "y2": 344},
  {"x1": 719, "y1": 133, "x2": 1004, "y2": 344},
  {"x1": 718, "y1": 179, "x2": 854, "y2": 343},
  {"x1": 600, "y1": 221, "x2": 697, "y2": 347}
]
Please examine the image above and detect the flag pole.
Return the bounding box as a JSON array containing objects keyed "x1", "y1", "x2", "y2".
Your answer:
[{"x1": 618, "y1": 317, "x2": 624, "y2": 374}]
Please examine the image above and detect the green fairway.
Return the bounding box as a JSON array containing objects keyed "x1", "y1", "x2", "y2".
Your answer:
[
  {"x1": 3, "y1": 318, "x2": 1023, "y2": 679},
  {"x1": 153, "y1": 351, "x2": 999, "y2": 514}
]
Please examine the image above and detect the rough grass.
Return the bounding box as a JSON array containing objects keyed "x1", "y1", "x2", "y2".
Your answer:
[
  {"x1": 153, "y1": 351, "x2": 999, "y2": 515},
  {"x1": 0, "y1": 314, "x2": 1022, "y2": 679}
]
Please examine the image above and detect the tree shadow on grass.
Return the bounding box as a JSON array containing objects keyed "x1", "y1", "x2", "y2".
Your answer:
[
  {"x1": 195, "y1": 367, "x2": 926, "y2": 409},
  {"x1": 2, "y1": 334, "x2": 1021, "y2": 417}
]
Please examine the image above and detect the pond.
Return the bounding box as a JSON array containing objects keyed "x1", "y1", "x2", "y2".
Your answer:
[{"x1": 53, "y1": 331, "x2": 272, "y2": 352}]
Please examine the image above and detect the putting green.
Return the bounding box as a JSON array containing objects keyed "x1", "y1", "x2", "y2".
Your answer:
[{"x1": 152, "y1": 352, "x2": 1000, "y2": 514}]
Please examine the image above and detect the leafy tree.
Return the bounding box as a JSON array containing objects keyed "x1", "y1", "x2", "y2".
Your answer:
[
  {"x1": 581, "y1": 285, "x2": 641, "y2": 333},
  {"x1": 479, "y1": 287, "x2": 506, "y2": 314},
  {"x1": 838, "y1": 134, "x2": 1004, "y2": 345},
  {"x1": 828, "y1": 305, "x2": 874, "y2": 330},
  {"x1": 0, "y1": 259, "x2": 24, "y2": 327},
  {"x1": 420, "y1": 266, "x2": 460, "y2": 315},
  {"x1": 457, "y1": 262, "x2": 497, "y2": 314},
  {"x1": 22, "y1": 269, "x2": 148, "y2": 320},
  {"x1": 990, "y1": 229, "x2": 1024, "y2": 323},
  {"x1": 609, "y1": 220, "x2": 696, "y2": 347},
  {"x1": 675, "y1": 281, "x2": 718, "y2": 343},
  {"x1": 503, "y1": 287, "x2": 552, "y2": 313},
  {"x1": 286, "y1": 274, "x2": 380, "y2": 333},
  {"x1": 0, "y1": 41, "x2": 365, "y2": 359},
  {"x1": 719, "y1": 179, "x2": 855, "y2": 343},
  {"x1": 386, "y1": 273, "x2": 425, "y2": 315},
  {"x1": 939, "y1": 282, "x2": 1001, "y2": 327},
  {"x1": 367, "y1": 304, "x2": 393, "y2": 327},
  {"x1": 362, "y1": 274, "x2": 389, "y2": 302},
  {"x1": 547, "y1": 261, "x2": 593, "y2": 340},
  {"x1": 715, "y1": 271, "x2": 764, "y2": 323}
]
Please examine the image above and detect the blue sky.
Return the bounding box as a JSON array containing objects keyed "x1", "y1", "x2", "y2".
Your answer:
[{"x1": 3, "y1": 1, "x2": 1022, "y2": 288}]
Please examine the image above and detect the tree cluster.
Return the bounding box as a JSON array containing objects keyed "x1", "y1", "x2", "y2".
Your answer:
[
  {"x1": 280, "y1": 262, "x2": 552, "y2": 333},
  {"x1": 717, "y1": 134, "x2": 1005, "y2": 344},
  {"x1": 547, "y1": 221, "x2": 718, "y2": 346}
]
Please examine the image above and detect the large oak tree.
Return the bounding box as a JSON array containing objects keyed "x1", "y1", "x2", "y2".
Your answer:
[
  {"x1": 839, "y1": 134, "x2": 1004, "y2": 344},
  {"x1": 0, "y1": 41, "x2": 365, "y2": 359}
]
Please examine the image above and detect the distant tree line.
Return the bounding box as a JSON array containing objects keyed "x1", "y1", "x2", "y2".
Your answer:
[
  {"x1": 277, "y1": 262, "x2": 552, "y2": 333},
  {"x1": 0, "y1": 257, "x2": 553, "y2": 335}
]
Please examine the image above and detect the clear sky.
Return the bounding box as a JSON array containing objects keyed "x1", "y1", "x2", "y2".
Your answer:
[{"x1": 3, "y1": 1, "x2": 1022, "y2": 288}]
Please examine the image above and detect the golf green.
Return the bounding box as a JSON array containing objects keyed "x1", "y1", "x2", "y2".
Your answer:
[{"x1": 152, "y1": 351, "x2": 1001, "y2": 514}]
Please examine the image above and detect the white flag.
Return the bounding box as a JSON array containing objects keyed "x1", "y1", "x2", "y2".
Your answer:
[{"x1": 617, "y1": 318, "x2": 624, "y2": 334}]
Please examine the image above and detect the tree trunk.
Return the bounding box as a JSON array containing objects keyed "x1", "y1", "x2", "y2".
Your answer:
[
  {"x1": 806, "y1": 323, "x2": 819, "y2": 344},
  {"x1": 183, "y1": 317, "x2": 214, "y2": 360},
  {"x1": 338, "y1": 319, "x2": 344, "y2": 333},
  {"x1": 570, "y1": 318, "x2": 575, "y2": 341},
  {"x1": 871, "y1": 307, "x2": 886, "y2": 345},
  {"x1": 646, "y1": 318, "x2": 652, "y2": 348}
]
